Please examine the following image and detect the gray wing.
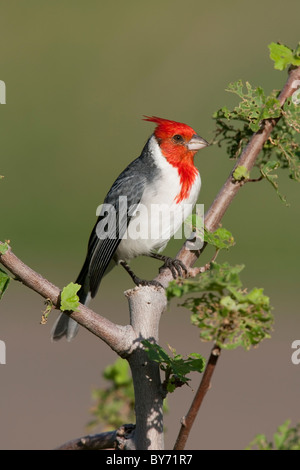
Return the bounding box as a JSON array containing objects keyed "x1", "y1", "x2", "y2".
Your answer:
[{"x1": 77, "y1": 171, "x2": 147, "y2": 298}]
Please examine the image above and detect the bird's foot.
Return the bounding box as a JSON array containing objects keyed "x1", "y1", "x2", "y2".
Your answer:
[
  {"x1": 136, "y1": 278, "x2": 164, "y2": 289},
  {"x1": 158, "y1": 256, "x2": 187, "y2": 279},
  {"x1": 120, "y1": 260, "x2": 163, "y2": 289}
]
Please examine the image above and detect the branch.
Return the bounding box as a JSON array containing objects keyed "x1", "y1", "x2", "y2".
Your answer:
[
  {"x1": 56, "y1": 431, "x2": 116, "y2": 450},
  {"x1": 56, "y1": 424, "x2": 135, "y2": 450},
  {"x1": 124, "y1": 286, "x2": 166, "y2": 450},
  {"x1": 173, "y1": 345, "x2": 221, "y2": 450},
  {"x1": 0, "y1": 244, "x2": 135, "y2": 355}
]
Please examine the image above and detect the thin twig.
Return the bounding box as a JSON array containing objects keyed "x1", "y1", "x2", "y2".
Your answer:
[
  {"x1": 245, "y1": 175, "x2": 264, "y2": 183},
  {"x1": 173, "y1": 345, "x2": 221, "y2": 450}
]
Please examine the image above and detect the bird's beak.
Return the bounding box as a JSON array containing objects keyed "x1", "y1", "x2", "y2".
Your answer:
[{"x1": 187, "y1": 134, "x2": 209, "y2": 151}]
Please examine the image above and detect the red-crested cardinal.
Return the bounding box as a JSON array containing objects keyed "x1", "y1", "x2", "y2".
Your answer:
[{"x1": 52, "y1": 116, "x2": 208, "y2": 341}]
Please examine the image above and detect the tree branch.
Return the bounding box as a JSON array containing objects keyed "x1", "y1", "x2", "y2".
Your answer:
[
  {"x1": 173, "y1": 344, "x2": 221, "y2": 450},
  {"x1": 0, "y1": 244, "x2": 135, "y2": 355},
  {"x1": 56, "y1": 431, "x2": 117, "y2": 450},
  {"x1": 56, "y1": 424, "x2": 135, "y2": 450},
  {"x1": 125, "y1": 286, "x2": 166, "y2": 450}
]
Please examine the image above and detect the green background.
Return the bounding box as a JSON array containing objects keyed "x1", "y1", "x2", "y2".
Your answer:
[{"x1": 0, "y1": 0, "x2": 299, "y2": 450}]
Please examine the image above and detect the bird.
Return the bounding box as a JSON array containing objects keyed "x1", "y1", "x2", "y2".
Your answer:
[{"x1": 51, "y1": 116, "x2": 208, "y2": 341}]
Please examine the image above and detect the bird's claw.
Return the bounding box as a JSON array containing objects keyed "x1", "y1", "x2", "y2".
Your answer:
[{"x1": 159, "y1": 258, "x2": 187, "y2": 279}]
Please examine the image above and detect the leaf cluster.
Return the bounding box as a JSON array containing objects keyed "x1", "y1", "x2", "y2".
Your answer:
[
  {"x1": 262, "y1": 98, "x2": 300, "y2": 182},
  {"x1": 214, "y1": 81, "x2": 282, "y2": 134},
  {"x1": 0, "y1": 242, "x2": 9, "y2": 255},
  {"x1": 212, "y1": 43, "x2": 300, "y2": 203},
  {"x1": 167, "y1": 263, "x2": 273, "y2": 350},
  {"x1": 88, "y1": 358, "x2": 135, "y2": 431},
  {"x1": 142, "y1": 341, "x2": 205, "y2": 393},
  {"x1": 247, "y1": 420, "x2": 300, "y2": 450}
]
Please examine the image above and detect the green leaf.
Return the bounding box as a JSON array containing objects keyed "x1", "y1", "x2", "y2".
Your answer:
[
  {"x1": 268, "y1": 42, "x2": 300, "y2": 70},
  {"x1": 0, "y1": 242, "x2": 9, "y2": 255},
  {"x1": 60, "y1": 282, "x2": 81, "y2": 311},
  {"x1": 88, "y1": 358, "x2": 136, "y2": 431},
  {"x1": 204, "y1": 227, "x2": 235, "y2": 250},
  {"x1": 246, "y1": 433, "x2": 272, "y2": 450},
  {"x1": 246, "y1": 287, "x2": 269, "y2": 307},
  {"x1": 260, "y1": 161, "x2": 288, "y2": 205},
  {"x1": 103, "y1": 358, "x2": 132, "y2": 386},
  {"x1": 220, "y1": 296, "x2": 237, "y2": 311},
  {"x1": 261, "y1": 96, "x2": 282, "y2": 119},
  {"x1": 142, "y1": 341, "x2": 206, "y2": 392},
  {"x1": 0, "y1": 269, "x2": 10, "y2": 299},
  {"x1": 273, "y1": 420, "x2": 291, "y2": 449},
  {"x1": 233, "y1": 165, "x2": 250, "y2": 181},
  {"x1": 143, "y1": 340, "x2": 170, "y2": 364},
  {"x1": 167, "y1": 379, "x2": 176, "y2": 393}
]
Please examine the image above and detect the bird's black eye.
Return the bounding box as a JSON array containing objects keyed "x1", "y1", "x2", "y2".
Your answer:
[{"x1": 173, "y1": 134, "x2": 184, "y2": 143}]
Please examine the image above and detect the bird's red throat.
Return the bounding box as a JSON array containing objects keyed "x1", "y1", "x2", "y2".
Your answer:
[{"x1": 159, "y1": 142, "x2": 198, "y2": 203}]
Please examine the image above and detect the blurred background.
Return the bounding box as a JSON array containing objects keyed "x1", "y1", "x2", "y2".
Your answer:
[{"x1": 0, "y1": 0, "x2": 299, "y2": 450}]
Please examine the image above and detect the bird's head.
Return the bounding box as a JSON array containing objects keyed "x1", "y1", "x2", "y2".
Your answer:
[
  {"x1": 143, "y1": 116, "x2": 209, "y2": 203},
  {"x1": 143, "y1": 116, "x2": 209, "y2": 164}
]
